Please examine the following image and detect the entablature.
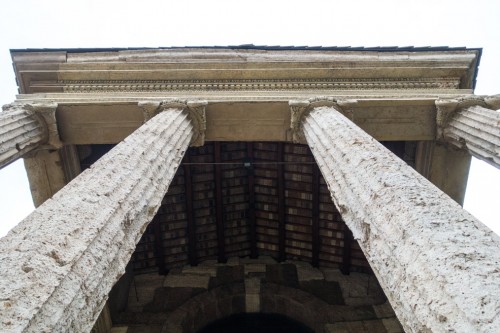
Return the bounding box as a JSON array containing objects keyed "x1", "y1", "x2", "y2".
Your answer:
[{"x1": 12, "y1": 93, "x2": 479, "y2": 144}]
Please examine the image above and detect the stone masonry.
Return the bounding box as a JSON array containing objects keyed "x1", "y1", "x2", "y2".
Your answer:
[
  {"x1": 115, "y1": 256, "x2": 402, "y2": 333},
  {"x1": 301, "y1": 104, "x2": 500, "y2": 333},
  {"x1": 0, "y1": 108, "x2": 195, "y2": 333}
]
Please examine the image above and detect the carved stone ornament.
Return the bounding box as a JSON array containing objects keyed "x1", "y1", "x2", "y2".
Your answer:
[
  {"x1": 61, "y1": 77, "x2": 460, "y2": 93},
  {"x1": 435, "y1": 96, "x2": 487, "y2": 139},
  {"x1": 289, "y1": 97, "x2": 357, "y2": 143},
  {"x1": 138, "y1": 99, "x2": 208, "y2": 146},
  {"x1": 485, "y1": 94, "x2": 500, "y2": 110},
  {"x1": 138, "y1": 101, "x2": 161, "y2": 123},
  {"x1": 2, "y1": 102, "x2": 62, "y2": 149}
]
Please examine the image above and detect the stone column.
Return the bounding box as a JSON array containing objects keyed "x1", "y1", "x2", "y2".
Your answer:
[
  {"x1": 0, "y1": 102, "x2": 61, "y2": 169},
  {"x1": 291, "y1": 99, "x2": 500, "y2": 333},
  {"x1": 436, "y1": 95, "x2": 500, "y2": 169},
  {"x1": 0, "y1": 100, "x2": 206, "y2": 333}
]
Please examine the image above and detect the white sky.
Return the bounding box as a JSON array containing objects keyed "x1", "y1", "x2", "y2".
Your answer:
[{"x1": 0, "y1": 0, "x2": 499, "y2": 238}]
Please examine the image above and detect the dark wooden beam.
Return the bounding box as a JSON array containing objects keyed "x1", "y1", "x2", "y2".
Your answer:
[
  {"x1": 312, "y1": 164, "x2": 321, "y2": 268},
  {"x1": 277, "y1": 143, "x2": 286, "y2": 262},
  {"x1": 341, "y1": 226, "x2": 353, "y2": 275},
  {"x1": 214, "y1": 142, "x2": 226, "y2": 263},
  {"x1": 246, "y1": 143, "x2": 258, "y2": 258},
  {"x1": 152, "y1": 216, "x2": 167, "y2": 275},
  {"x1": 183, "y1": 152, "x2": 198, "y2": 266}
]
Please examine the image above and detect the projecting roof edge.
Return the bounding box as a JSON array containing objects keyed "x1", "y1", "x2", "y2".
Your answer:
[
  {"x1": 9, "y1": 46, "x2": 482, "y2": 92},
  {"x1": 9, "y1": 44, "x2": 482, "y2": 53}
]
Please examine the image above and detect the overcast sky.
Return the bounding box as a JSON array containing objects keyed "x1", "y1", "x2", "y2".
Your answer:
[{"x1": 0, "y1": 0, "x2": 499, "y2": 238}]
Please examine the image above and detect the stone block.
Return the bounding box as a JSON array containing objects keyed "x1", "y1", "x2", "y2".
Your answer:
[
  {"x1": 322, "y1": 271, "x2": 386, "y2": 306},
  {"x1": 226, "y1": 257, "x2": 240, "y2": 266},
  {"x1": 321, "y1": 268, "x2": 344, "y2": 282},
  {"x1": 163, "y1": 274, "x2": 210, "y2": 289},
  {"x1": 346, "y1": 321, "x2": 367, "y2": 332},
  {"x1": 110, "y1": 326, "x2": 129, "y2": 333},
  {"x1": 240, "y1": 255, "x2": 277, "y2": 264},
  {"x1": 127, "y1": 274, "x2": 165, "y2": 311},
  {"x1": 245, "y1": 277, "x2": 261, "y2": 294},
  {"x1": 265, "y1": 263, "x2": 299, "y2": 288},
  {"x1": 297, "y1": 265, "x2": 324, "y2": 282},
  {"x1": 199, "y1": 259, "x2": 218, "y2": 267},
  {"x1": 216, "y1": 296, "x2": 233, "y2": 317},
  {"x1": 324, "y1": 322, "x2": 350, "y2": 333},
  {"x1": 209, "y1": 265, "x2": 245, "y2": 288},
  {"x1": 244, "y1": 263, "x2": 267, "y2": 275},
  {"x1": 374, "y1": 301, "x2": 397, "y2": 318},
  {"x1": 126, "y1": 326, "x2": 160, "y2": 333},
  {"x1": 201, "y1": 302, "x2": 217, "y2": 322},
  {"x1": 160, "y1": 323, "x2": 183, "y2": 333},
  {"x1": 232, "y1": 295, "x2": 246, "y2": 313},
  {"x1": 343, "y1": 305, "x2": 377, "y2": 321},
  {"x1": 260, "y1": 294, "x2": 276, "y2": 313},
  {"x1": 362, "y1": 319, "x2": 388, "y2": 333},
  {"x1": 382, "y1": 318, "x2": 404, "y2": 333},
  {"x1": 301, "y1": 280, "x2": 344, "y2": 305},
  {"x1": 148, "y1": 325, "x2": 163, "y2": 333},
  {"x1": 144, "y1": 287, "x2": 205, "y2": 313},
  {"x1": 182, "y1": 265, "x2": 217, "y2": 277},
  {"x1": 245, "y1": 294, "x2": 260, "y2": 313}
]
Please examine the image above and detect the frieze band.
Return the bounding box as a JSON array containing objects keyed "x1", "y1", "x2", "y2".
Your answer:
[{"x1": 54, "y1": 78, "x2": 460, "y2": 93}]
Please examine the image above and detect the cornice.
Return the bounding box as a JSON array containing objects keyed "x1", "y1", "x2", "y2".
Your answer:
[{"x1": 11, "y1": 48, "x2": 479, "y2": 94}]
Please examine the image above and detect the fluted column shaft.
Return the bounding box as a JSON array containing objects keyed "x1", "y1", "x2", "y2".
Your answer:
[
  {"x1": 0, "y1": 108, "x2": 193, "y2": 333},
  {"x1": 444, "y1": 105, "x2": 500, "y2": 168},
  {"x1": 302, "y1": 106, "x2": 500, "y2": 333},
  {"x1": 0, "y1": 103, "x2": 60, "y2": 169}
]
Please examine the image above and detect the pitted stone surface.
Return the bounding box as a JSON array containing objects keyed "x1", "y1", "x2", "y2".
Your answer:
[
  {"x1": 0, "y1": 109, "x2": 193, "y2": 333},
  {"x1": 303, "y1": 106, "x2": 500, "y2": 333}
]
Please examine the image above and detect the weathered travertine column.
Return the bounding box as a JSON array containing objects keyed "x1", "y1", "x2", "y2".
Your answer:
[
  {"x1": 0, "y1": 103, "x2": 61, "y2": 169},
  {"x1": 436, "y1": 95, "x2": 500, "y2": 169},
  {"x1": 0, "y1": 100, "x2": 206, "y2": 333},
  {"x1": 291, "y1": 99, "x2": 500, "y2": 333}
]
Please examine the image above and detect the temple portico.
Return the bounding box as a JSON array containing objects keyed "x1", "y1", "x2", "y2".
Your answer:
[{"x1": 0, "y1": 47, "x2": 499, "y2": 333}]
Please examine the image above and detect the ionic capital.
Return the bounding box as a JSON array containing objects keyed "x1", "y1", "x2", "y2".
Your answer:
[
  {"x1": 485, "y1": 94, "x2": 500, "y2": 110},
  {"x1": 2, "y1": 102, "x2": 62, "y2": 149},
  {"x1": 138, "y1": 99, "x2": 208, "y2": 146},
  {"x1": 289, "y1": 97, "x2": 356, "y2": 143},
  {"x1": 435, "y1": 96, "x2": 486, "y2": 139}
]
